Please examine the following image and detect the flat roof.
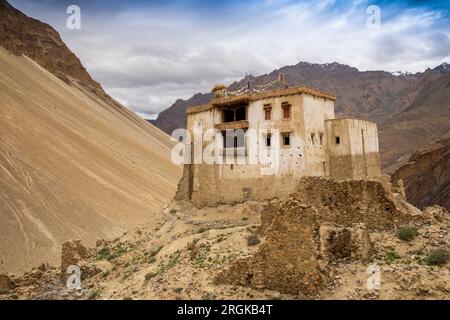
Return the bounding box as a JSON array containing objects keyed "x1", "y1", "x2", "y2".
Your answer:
[
  {"x1": 325, "y1": 117, "x2": 377, "y2": 125},
  {"x1": 186, "y1": 85, "x2": 336, "y2": 114}
]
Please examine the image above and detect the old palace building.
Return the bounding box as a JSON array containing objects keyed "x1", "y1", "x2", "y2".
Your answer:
[{"x1": 175, "y1": 82, "x2": 381, "y2": 207}]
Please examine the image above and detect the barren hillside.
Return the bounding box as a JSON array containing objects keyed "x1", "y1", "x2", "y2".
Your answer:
[
  {"x1": 3, "y1": 179, "x2": 448, "y2": 300},
  {"x1": 379, "y1": 70, "x2": 450, "y2": 167},
  {"x1": 0, "y1": 2, "x2": 181, "y2": 273}
]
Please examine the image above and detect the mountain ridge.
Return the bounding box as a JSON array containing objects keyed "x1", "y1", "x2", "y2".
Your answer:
[{"x1": 0, "y1": 0, "x2": 104, "y2": 96}]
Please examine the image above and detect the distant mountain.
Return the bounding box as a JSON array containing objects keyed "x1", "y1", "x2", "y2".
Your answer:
[
  {"x1": 152, "y1": 61, "x2": 449, "y2": 169},
  {"x1": 0, "y1": 0, "x2": 180, "y2": 272},
  {"x1": 433, "y1": 62, "x2": 450, "y2": 74},
  {"x1": 380, "y1": 67, "x2": 450, "y2": 168},
  {"x1": 152, "y1": 93, "x2": 212, "y2": 135},
  {"x1": 391, "y1": 132, "x2": 450, "y2": 211},
  {"x1": 228, "y1": 62, "x2": 420, "y2": 123}
]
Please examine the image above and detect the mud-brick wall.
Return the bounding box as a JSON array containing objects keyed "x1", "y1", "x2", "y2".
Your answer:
[
  {"x1": 325, "y1": 118, "x2": 381, "y2": 180},
  {"x1": 215, "y1": 177, "x2": 425, "y2": 297},
  {"x1": 174, "y1": 164, "x2": 193, "y2": 201},
  {"x1": 215, "y1": 206, "x2": 325, "y2": 297},
  {"x1": 262, "y1": 177, "x2": 419, "y2": 232},
  {"x1": 186, "y1": 164, "x2": 298, "y2": 207}
]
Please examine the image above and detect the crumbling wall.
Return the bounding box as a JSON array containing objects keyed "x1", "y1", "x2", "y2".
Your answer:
[
  {"x1": 60, "y1": 240, "x2": 90, "y2": 282},
  {"x1": 215, "y1": 205, "x2": 325, "y2": 296},
  {"x1": 319, "y1": 223, "x2": 371, "y2": 262},
  {"x1": 215, "y1": 177, "x2": 424, "y2": 297},
  {"x1": 174, "y1": 164, "x2": 193, "y2": 202},
  {"x1": 262, "y1": 177, "x2": 414, "y2": 231}
]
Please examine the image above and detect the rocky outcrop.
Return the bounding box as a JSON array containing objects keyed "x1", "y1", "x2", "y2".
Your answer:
[
  {"x1": 319, "y1": 223, "x2": 371, "y2": 262},
  {"x1": 391, "y1": 133, "x2": 450, "y2": 211},
  {"x1": 0, "y1": 0, "x2": 104, "y2": 96}
]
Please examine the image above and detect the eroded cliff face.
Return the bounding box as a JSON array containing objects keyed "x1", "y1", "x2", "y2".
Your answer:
[
  {"x1": 392, "y1": 133, "x2": 450, "y2": 211},
  {"x1": 215, "y1": 177, "x2": 425, "y2": 297},
  {"x1": 0, "y1": 0, "x2": 105, "y2": 96}
]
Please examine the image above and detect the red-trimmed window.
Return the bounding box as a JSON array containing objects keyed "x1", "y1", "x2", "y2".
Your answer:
[
  {"x1": 263, "y1": 104, "x2": 272, "y2": 120},
  {"x1": 282, "y1": 102, "x2": 291, "y2": 119}
]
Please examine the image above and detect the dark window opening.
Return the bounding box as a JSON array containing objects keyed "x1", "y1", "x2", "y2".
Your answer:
[
  {"x1": 223, "y1": 109, "x2": 234, "y2": 122},
  {"x1": 319, "y1": 133, "x2": 323, "y2": 145},
  {"x1": 235, "y1": 106, "x2": 246, "y2": 121},
  {"x1": 311, "y1": 133, "x2": 315, "y2": 145},
  {"x1": 264, "y1": 104, "x2": 272, "y2": 120},
  {"x1": 335, "y1": 136, "x2": 340, "y2": 144},
  {"x1": 221, "y1": 105, "x2": 247, "y2": 123},
  {"x1": 282, "y1": 102, "x2": 291, "y2": 119},
  {"x1": 265, "y1": 133, "x2": 272, "y2": 147},
  {"x1": 282, "y1": 132, "x2": 291, "y2": 146}
]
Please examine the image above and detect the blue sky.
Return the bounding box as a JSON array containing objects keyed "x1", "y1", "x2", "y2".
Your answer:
[{"x1": 9, "y1": 0, "x2": 450, "y2": 118}]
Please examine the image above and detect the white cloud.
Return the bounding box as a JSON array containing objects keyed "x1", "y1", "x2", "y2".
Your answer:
[{"x1": 10, "y1": 0, "x2": 450, "y2": 119}]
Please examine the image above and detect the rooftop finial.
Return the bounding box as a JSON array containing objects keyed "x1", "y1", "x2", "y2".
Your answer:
[
  {"x1": 211, "y1": 84, "x2": 228, "y2": 98},
  {"x1": 277, "y1": 72, "x2": 289, "y2": 88}
]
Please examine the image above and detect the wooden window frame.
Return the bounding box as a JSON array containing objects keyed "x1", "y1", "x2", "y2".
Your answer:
[
  {"x1": 263, "y1": 104, "x2": 272, "y2": 121},
  {"x1": 281, "y1": 102, "x2": 291, "y2": 120}
]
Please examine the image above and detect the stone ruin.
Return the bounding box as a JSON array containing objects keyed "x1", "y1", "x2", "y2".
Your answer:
[
  {"x1": 214, "y1": 177, "x2": 426, "y2": 297},
  {"x1": 60, "y1": 240, "x2": 90, "y2": 283},
  {"x1": 0, "y1": 274, "x2": 15, "y2": 292}
]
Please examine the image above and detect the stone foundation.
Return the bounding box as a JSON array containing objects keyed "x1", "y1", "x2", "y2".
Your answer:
[{"x1": 175, "y1": 164, "x2": 298, "y2": 207}]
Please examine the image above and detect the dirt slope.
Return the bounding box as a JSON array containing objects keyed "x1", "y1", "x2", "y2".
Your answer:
[
  {"x1": 4, "y1": 194, "x2": 448, "y2": 300},
  {"x1": 0, "y1": 47, "x2": 181, "y2": 273}
]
